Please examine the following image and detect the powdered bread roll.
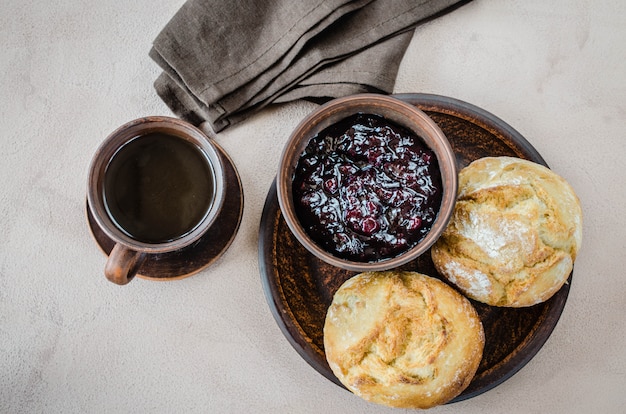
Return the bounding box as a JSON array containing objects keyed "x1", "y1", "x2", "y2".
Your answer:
[
  {"x1": 324, "y1": 271, "x2": 484, "y2": 409},
  {"x1": 432, "y1": 157, "x2": 582, "y2": 307}
]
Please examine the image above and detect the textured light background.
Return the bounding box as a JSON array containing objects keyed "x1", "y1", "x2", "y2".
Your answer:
[{"x1": 1, "y1": 0, "x2": 625, "y2": 412}]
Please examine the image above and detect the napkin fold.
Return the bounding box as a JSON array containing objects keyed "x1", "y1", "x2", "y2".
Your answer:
[{"x1": 151, "y1": 0, "x2": 470, "y2": 132}]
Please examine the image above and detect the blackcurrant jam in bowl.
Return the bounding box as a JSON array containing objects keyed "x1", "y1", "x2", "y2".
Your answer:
[{"x1": 277, "y1": 94, "x2": 458, "y2": 271}]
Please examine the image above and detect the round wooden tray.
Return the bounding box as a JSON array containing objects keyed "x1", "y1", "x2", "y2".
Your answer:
[{"x1": 258, "y1": 93, "x2": 571, "y2": 401}]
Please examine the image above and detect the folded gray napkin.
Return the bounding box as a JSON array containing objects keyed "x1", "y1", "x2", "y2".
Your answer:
[{"x1": 151, "y1": 0, "x2": 470, "y2": 132}]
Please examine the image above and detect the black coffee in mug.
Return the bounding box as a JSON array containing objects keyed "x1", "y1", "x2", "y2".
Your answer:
[{"x1": 103, "y1": 132, "x2": 215, "y2": 243}]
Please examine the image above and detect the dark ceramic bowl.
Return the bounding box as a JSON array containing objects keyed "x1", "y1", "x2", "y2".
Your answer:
[{"x1": 276, "y1": 94, "x2": 458, "y2": 272}]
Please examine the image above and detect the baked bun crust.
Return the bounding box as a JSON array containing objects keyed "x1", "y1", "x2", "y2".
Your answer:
[
  {"x1": 324, "y1": 271, "x2": 484, "y2": 409},
  {"x1": 432, "y1": 157, "x2": 582, "y2": 307}
]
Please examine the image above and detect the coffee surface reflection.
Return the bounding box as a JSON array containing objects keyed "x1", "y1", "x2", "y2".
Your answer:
[{"x1": 103, "y1": 132, "x2": 215, "y2": 243}]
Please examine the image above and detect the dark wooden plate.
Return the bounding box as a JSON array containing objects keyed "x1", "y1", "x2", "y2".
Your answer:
[
  {"x1": 258, "y1": 93, "x2": 571, "y2": 402},
  {"x1": 88, "y1": 141, "x2": 244, "y2": 281}
]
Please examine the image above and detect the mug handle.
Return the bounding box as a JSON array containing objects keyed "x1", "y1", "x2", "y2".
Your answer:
[{"x1": 105, "y1": 243, "x2": 146, "y2": 285}]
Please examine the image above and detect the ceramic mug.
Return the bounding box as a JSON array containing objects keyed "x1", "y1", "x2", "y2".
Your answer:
[{"x1": 87, "y1": 116, "x2": 226, "y2": 285}]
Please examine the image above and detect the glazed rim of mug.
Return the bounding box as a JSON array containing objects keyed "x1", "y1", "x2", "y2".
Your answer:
[
  {"x1": 87, "y1": 116, "x2": 226, "y2": 254},
  {"x1": 277, "y1": 94, "x2": 458, "y2": 272}
]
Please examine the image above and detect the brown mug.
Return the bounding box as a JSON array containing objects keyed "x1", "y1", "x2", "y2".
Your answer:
[{"x1": 87, "y1": 116, "x2": 226, "y2": 285}]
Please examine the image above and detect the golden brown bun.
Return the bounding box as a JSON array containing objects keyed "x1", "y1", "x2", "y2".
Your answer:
[
  {"x1": 432, "y1": 157, "x2": 583, "y2": 307},
  {"x1": 324, "y1": 271, "x2": 484, "y2": 409}
]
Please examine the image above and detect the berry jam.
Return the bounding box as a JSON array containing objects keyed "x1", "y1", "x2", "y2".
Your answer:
[{"x1": 292, "y1": 113, "x2": 443, "y2": 262}]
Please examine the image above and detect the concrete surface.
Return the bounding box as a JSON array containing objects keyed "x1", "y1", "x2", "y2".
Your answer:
[{"x1": 1, "y1": 0, "x2": 625, "y2": 412}]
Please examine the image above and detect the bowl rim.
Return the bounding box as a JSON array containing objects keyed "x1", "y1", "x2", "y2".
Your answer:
[{"x1": 277, "y1": 93, "x2": 458, "y2": 271}]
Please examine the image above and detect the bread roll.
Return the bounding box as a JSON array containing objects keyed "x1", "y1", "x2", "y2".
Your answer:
[
  {"x1": 432, "y1": 156, "x2": 582, "y2": 307},
  {"x1": 324, "y1": 271, "x2": 484, "y2": 409}
]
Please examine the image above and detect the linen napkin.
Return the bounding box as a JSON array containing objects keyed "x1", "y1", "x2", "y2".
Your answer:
[{"x1": 151, "y1": 0, "x2": 470, "y2": 132}]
